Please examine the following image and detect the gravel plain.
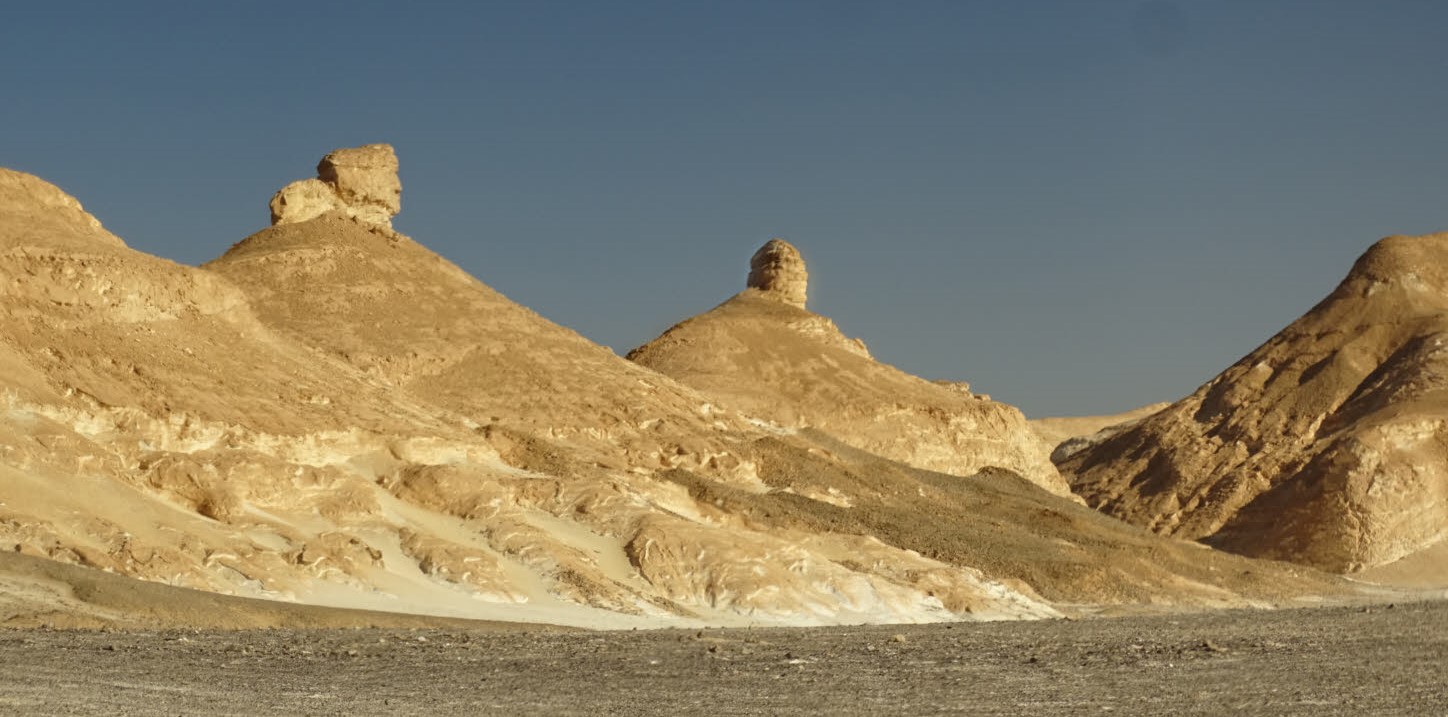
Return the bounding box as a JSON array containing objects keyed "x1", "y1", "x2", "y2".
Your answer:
[{"x1": 1, "y1": 599, "x2": 1445, "y2": 716}]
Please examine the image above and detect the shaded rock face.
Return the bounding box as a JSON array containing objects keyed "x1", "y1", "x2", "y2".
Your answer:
[
  {"x1": 1063, "y1": 233, "x2": 1448, "y2": 573},
  {"x1": 269, "y1": 144, "x2": 401, "y2": 229},
  {"x1": 747, "y1": 238, "x2": 808, "y2": 308},
  {"x1": 630, "y1": 241, "x2": 1073, "y2": 498}
]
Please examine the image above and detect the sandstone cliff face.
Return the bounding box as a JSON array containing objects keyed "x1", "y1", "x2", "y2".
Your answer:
[
  {"x1": 1063, "y1": 234, "x2": 1448, "y2": 572},
  {"x1": 0, "y1": 153, "x2": 1350, "y2": 629},
  {"x1": 629, "y1": 239, "x2": 1072, "y2": 498}
]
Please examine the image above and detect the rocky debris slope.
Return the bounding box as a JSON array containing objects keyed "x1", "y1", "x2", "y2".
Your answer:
[
  {"x1": 628, "y1": 239, "x2": 1071, "y2": 498},
  {"x1": 1063, "y1": 234, "x2": 1448, "y2": 573},
  {"x1": 0, "y1": 153, "x2": 1353, "y2": 629}
]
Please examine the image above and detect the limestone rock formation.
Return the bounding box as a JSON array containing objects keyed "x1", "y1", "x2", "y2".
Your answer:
[
  {"x1": 747, "y1": 238, "x2": 809, "y2": 308},
  {"x1": 1063, "y1": 233, "x2": 1448, "y2": 573},
  {"x1": 0, "y1": 156, "x2": 1357, "y2": 630},
  {"x1": 270, "y1": 144, "x2": 401, "y2": 229},
  {"x1": 629, "y1": 239, "x2": 1073, "y2": 498}
]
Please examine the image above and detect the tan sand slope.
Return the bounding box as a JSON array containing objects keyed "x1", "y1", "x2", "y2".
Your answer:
[
  {"x1": 1063, "y1": 234, "x2": 1448, "y2": 574},
  {"x1": 0, "y1": 552, "x2": 558, "y2": 631},
  {"x1": 628, "y1": 239, "x2": 1070, "y2": 497},
  {"x1": 206, "y1": 216, "x2": 750, "y2": 481}
]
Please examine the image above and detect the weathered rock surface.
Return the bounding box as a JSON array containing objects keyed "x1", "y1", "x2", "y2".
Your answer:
[
  {"x1": 270, "y1": 144, "x2": 401, "y2": 229},
  {"x1": 629, "y1": 239, "x2": 1073, "y2": 498},
  {"x1": 1063, "y1": 234, "x2": 1448, "y2": 573},
  {"x1": 0, "y1": 157, "x2": 1356, "y2": 630},
  {"x1": 747, "y1": 238, "x2": 809, "y2": 308}
]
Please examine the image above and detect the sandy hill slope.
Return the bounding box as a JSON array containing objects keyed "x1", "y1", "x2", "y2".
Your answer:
[
  {"x1": 0, "y1": 150, "x2": 1363, "y2": 629},
  {"x1": 205, "y1": 214, "x2": 743, "y2": 479},
  {"x1": 1063, "y1": 234, "x2": 1448, "y2": 574},
  {"x1": 0, "y1": 552, "x2": 554, "y2": 631},
  {"x1": 627, "y1": 239, "x2": 1069, "y2": 497}
]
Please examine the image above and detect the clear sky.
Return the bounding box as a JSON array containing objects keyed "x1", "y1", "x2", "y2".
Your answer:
[{"x1": 4, "y1": 1, "x2": 1446, "y2": 417}]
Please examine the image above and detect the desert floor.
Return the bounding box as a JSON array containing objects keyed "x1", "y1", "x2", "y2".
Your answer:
[{"x1": 2, "y1": 599, "x2": 1444, "y2": 716}]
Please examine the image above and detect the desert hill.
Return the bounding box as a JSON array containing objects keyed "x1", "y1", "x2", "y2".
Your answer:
[
  {"x1": 628, "y1": 239, "x2": 1070, "y2": 497},
  {"x1": 0, "y1": 166, "x2": 576, "y2": 620},
  {"x1": 0, "y1": 148, "x2": 1365, "y2": 629},
  {"x1": 208, "y1": 201, "x2": 747, "y2": 480},
  {"x1": 1063, "y1": 233, "x2": 1448, "y2": 573}
]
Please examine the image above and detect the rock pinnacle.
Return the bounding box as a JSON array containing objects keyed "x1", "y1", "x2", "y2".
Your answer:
[{"x1": 747, "y1": 238, "x2": 808, "y2": 308}]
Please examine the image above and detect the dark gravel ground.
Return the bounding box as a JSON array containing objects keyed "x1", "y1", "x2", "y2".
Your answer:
[{"x1": 1, "y1": 600, "x2": 1445, "y2": 716}]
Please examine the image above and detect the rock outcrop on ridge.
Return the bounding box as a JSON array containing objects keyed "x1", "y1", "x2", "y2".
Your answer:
[
  {"x1": 747, "y1": 238, "x2": 809, "y2": 308},
  {"x1": 628, "y1": 239, "x2": 1071, "y2": 498},
  {"x1": 0, "y1": 151, "x2": 1356, "y2": 629},
  {"x1": 1063, "y1": 234, "x2": 1448, "y2": 573},
  {"x1": 270, "y1": 144, "x2": 402, "y2": 229}
]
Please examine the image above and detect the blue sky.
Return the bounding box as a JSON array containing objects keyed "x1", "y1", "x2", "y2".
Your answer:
[{"x1": 4, "y1": 1, "x2": 1447, "y2": 416}]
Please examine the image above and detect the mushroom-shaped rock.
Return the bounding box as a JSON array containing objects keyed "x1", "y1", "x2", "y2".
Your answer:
[
  {"x1": 269, "y1": 143, "x2": 401, "y2": 229},
  {"x1": 747, "y1": 238, "x2": 808, "y2": 308}
]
